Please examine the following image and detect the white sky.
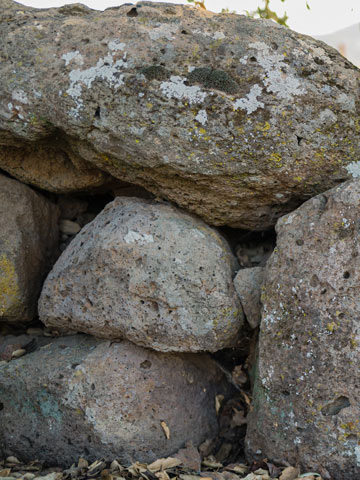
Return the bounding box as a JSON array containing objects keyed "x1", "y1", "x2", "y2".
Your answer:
[{"x1": 16, "y1": 0, "x2": 360, "y2": 37}]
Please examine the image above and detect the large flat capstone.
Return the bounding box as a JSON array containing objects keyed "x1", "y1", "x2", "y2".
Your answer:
[{"x1": 0, "y1": 1, "x2": 359, "y2": 228}]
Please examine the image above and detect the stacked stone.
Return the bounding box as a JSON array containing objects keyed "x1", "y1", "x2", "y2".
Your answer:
[{"x1": 0, "y1": 0, "x2": 359, "y2": 478}]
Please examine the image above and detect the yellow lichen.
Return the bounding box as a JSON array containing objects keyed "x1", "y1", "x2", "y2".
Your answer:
[{"x1": 0, "y1": 254, "x2": 20, "y2": 316}]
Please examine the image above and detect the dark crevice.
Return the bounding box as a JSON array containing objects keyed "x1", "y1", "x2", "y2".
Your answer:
[{"x1": 127, "y1": 7, "x2": 138, "y2": 17}]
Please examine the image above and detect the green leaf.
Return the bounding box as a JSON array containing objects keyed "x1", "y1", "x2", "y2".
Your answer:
[{"x1": 306, "y1": 2, "x2": 311, "y2": 10}]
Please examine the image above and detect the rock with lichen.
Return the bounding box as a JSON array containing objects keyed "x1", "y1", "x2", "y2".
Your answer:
[
  {"x1": 0, "y1": 334, "x2": 231, "y2": 465},
  {"x1": 0, "y1": 173, "x2": 59, "y2": 324},
  {"x1": 39, "y1": 197, "x2": 242, "y2": 352},
  {"x1": 245, "y1": 180, "x2": 360, "y2": 479},
  {"x1": 0, "y1": 1, "x2": 359, "y2": 229}
]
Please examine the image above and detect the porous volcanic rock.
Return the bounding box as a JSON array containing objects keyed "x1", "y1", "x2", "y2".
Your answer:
[
  {"x1": 0, "y1": 174, "x2": 59, "y2": 324},
  {"x1": 234, "y1": 267, "x2": 264, "y2": 329},
  {"x1": 39, "y1": 197, "x2": 242, "y2": 352},
  {"x1": 0, "y1": 1, "x2": 359, "y2": 228},
  {"x1": 0, "y1": 335, "x2": 230, "y2": 466},
  {"x1": 246, "y1": 180, "x2": 360, "y2": 479}
]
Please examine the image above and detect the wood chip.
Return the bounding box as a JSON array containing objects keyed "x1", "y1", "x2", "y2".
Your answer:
[
  {"x1": 215, "y1": 395, "x2": 224, "y2": 415},
  {"x1": 0, "y1": 470, "x2": 11, "y2": 477}
]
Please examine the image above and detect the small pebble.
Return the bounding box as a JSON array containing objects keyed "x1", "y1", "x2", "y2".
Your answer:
[
  {"x1": 59, "y1": 219, "x2": 81, "y2": 235},
  {"x1": 26, "y1": 328, "x2": 43, "y2": 336},
  {"x1": 11, "y1": 349, "x2": 26, "y2": 359},
  {"x1": 77, "y1": 458, "x2": 88, "y2": 468},
  {"x1": 22, "y1": 474, "x2": 36, "y2": 480},
  {"x1": 6, "y1": 456, "x2": 21, "y2": 464}
]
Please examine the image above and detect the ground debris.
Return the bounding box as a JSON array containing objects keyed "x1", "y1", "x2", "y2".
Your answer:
[{"x1": 0, "y1": 455, "x2": 322, "y2": 480}]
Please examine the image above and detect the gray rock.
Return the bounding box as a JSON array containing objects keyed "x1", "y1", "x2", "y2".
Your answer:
[
  {"x1": 39, "y1": 197, "x2": 243, "y2": 353},
  {"x1": 0, "y1": 174, "x2": 59, "y2": 324},
  {"x1": 0, "y1": 335, "x2": 231, "y2": 466},
  {"x1": 245, "y1": 180, "x2": 360, "y2": 479},
  {"x1": 0, "y1": 1, "x2": 359, "y2": 229},
  {"x1": 234, "y1": 267, "x2": 264, "y2": 329}
]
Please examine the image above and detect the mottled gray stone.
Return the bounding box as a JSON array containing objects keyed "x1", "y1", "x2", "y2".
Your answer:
[
  {"x1": 0, "y1": 335, "x2": 231, "y2": 466},
  {"x1": 234, "y1": 267, "x2": 264, "y2": 329},
  {"x1": 246, "y1": 180, "x2": 360, "y2": 480},
  {"x1": 0, "y1": 1, "x2": 359, "y2": 228},
  {"x1": 0, "y1": 174, "x2": 59, "y2": 324},
  {"x1": 39, "y1": 197, "x2": 242, "y2": 352}
]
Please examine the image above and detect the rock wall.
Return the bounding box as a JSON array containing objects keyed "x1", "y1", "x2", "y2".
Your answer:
[{"x1": 0, "y1": 1, "x2": 359, "y2": 478}]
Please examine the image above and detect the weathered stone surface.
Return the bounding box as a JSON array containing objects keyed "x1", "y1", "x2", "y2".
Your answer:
[
  {"x1": 0, "y1": 335, "x2": 231, "y2": 466},
  {"x1": 234, "y1": 267, "x2": 264, "y2": 329},
  {"x1": 39, "y1": 197, "x2": 242, "y2": 352},
  {"x1": 0, "y1": 1, "x2": 359, "y2": 229},
  {"x1": 0, "y1": 174, "x2": 59, "y2": 323},
  {"x1": 0, "y1": 144, "x2": 110, "y2": 193},
  {"x1": 246, "y1": 180, "x2": 360, "y2": 479}
]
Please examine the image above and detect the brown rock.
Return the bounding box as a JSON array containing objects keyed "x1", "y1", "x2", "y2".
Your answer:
[
  {"x1": 0, "y1": 1, "x2": 358, "y2": 228},
  {"x1": 0, "y1": 174, "x2": 59, "y2": 323},
  {"x1": 0, "y1": 335, "x2": 231, "y2": 466},
  {"x1": 246, "y1": 180, "x2": 360, "y2": 479}
]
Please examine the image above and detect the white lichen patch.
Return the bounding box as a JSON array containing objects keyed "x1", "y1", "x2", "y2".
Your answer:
[
  {"x1": 345, "y1": 161, "x2": 360, "y2": 178},
  {"x1": 149, "y1": 24, "x2": 178, "y2": 41},
  {"x1": 63, "y1": 46, "x2": 128, "y2": 118},
  {"x1": 233, "y1": 84, "x2": 264, "y2": 114},
  {"x1": 213, "y1": 31, "x2": 225, "y2": 40},
  {"x1": 124, "y1": 231, "x2": 154, "y2": 245},
  {"x1": 195, "y1": 109, "x2": 208, "y2": 125},
  {"x1": 355, "y1": 445, "x2": 360, "y2": 467},
  {"x1": 249, "y1": 42, "x2": 305, "y2": 100},
  {"x1": 108, "y1": 40, "x2": 126, "y2": 52},
  {"x1": 12, "y1": 89, "x2": 28, "y2": 104},
  {"x1": 160, "y1": 76, "x2": 206, "y2": 105},
  {"x1": 336, "y1": 92, "x2": 356, "y2": 112},
  {"x1": 61, "y1": 50, "x2": 84, "y2": 66}
]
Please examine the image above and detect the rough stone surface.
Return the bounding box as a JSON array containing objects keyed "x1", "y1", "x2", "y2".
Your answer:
[
  {"x1": 39, "y1": 197, "x2": 242, "y2": 352},
  {"x1": 0, "y1": 335, "x2": 231, "y2": 466},
  {"x1": 234, "y1": 267, "x2": 264, "y2": 329},
  {"x1": 0, "y1": 144, "x2": 110, "y2": 193},
  {"x1": 0, "y1": 174, "x2": 59, "y2": 324},
  {"x1": 246, "y1": 180, "x2": 360, "y2": 479},
  {"x1": 0, "y1": 1, "x2": 359, "y2": 229}
]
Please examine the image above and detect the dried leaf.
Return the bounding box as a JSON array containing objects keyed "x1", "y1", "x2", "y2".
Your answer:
[
  {"x1": 180, "y1": 475, "x2": 203, "y2": 480},
  {"x1": 215, "y1": 395, "x2": 224, "y2": 415},
  {"x1": 77, "y1": 458, "x2": 88, "y2": 469},
  {"x1": 224, "y1": 465, "x2": 248, "y2": 475},
  {"x1": 128, "y1": 462, "x2": 148, "y2": 476},
  {"x1": 160, "y1": 421, "x2": 170, "y2": 440},
  {"x1": 101, "y1": 469, "x2": 113, "y2": 480},
  {"x1": 0, "y1": 470, "x2": 11, "y2": 477},
  {"x1": 279, "y1": 467, "x2": 300, "y2": 480},
  {"x1": 230, "y1": 409, "x2": 247, "y2": 428},
  {"x1": 148, "y1": 458, "x2": 181, "y2": 473},
  {"x1": 201, "y1": 457, "x2": 223, "y2": 469},
  {"x1": 155, "y1": 471, "x2": 170, "y2": 480},
  {"x1": 110, "y1": 461, "x2": 124, "y2": 473}
]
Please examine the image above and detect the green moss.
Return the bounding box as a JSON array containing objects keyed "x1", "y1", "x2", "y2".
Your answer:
[
  {"x1": 188, "y1": 67, "x2": 239, "y2": 94},
  {"x1": 140, "y1": 65, "x2": 170, "y2": 81}
]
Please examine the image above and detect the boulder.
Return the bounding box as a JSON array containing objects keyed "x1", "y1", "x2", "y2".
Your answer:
[
  {"x1": 0, "y1": 174, "x2": 59, "y2": 324},
  {"x1": 245, "y1": 180, "x2": 360, "y2": 479},
  {"x1": 0, "y1": 335, "x2": 231, "y2": 466},
  {"x1": 0, "y1": 1, "x2": 359, "y2": 229},
  {"x1": 39, "y1": 197, "x2": 242, "y2": 353},
  {"x1": 234, "y1": 267, "x2": 264, "y2": 329}
]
